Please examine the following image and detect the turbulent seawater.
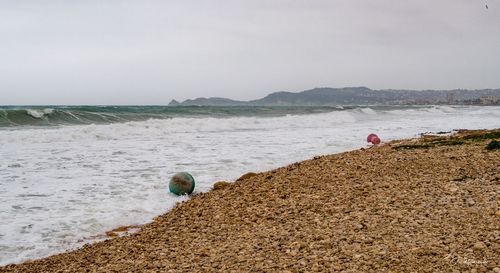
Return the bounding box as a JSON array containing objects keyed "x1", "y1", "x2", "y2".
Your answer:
[
  {"x1": 1, "y1": 105, "x2": 499, "y2": 265},
  {"x1": 0, "y1": 105, "x2": 349, "y2": 127}
]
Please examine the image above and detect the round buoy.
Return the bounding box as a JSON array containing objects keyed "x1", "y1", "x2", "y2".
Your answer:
[
  {"x1": 169, "y1": 172, "x2": 195, "y2": 195},
  {"x1": 367, "y1": 133, "x2": 381, "y2": 145}
]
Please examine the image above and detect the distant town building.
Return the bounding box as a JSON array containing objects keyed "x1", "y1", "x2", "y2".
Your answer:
[
  {"x1": 446, "y1": 92, "x2": 456, "y2": 104},
  {"x1": 479, "y1": 96, "x2": 500, "y2": 105},
  {"x1": 462, "y1": 96, "x2": 500, "y2": 105}
]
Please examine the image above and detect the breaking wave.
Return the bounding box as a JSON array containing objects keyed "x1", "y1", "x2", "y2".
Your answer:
[
  {"x1": 0, "y1": 105, "x2": 461, "y2": 128},
  {"x1": 0, "y1": 105, "x2": 354, "y2": 128}
]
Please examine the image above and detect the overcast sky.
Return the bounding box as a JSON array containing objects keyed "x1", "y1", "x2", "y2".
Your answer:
[{"x1": 1, "y1": 0, "x2": 499, "y2": 104}]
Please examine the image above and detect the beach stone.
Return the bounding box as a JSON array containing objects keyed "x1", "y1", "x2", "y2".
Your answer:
[
  {"x1": 473, "y1": 241, "x2": 486, "y2": 251},
  {"x1": 105, "y1": 231, "x2": 118, "y2": 237},
  {"x1": 237, "y1": 172, "x2": 258, "y2": 181},
  {"x1": 213, "y1": 181, "x2": 230, "y2": 190},
  {"x1": 169, "y1": 172, "x2": 195, "y2": 195}
]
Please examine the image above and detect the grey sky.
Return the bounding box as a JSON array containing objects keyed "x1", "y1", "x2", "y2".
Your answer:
[{"x1": 1, "y1": 0, "x2": 499, "y2": 104}]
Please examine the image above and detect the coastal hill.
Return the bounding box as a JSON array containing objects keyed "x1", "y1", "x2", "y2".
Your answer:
[
  {"x1": 169, "y1": 87, "x2": 500, "y2": 106},
  {"x1": 168, "y1": 97, "x2": 247, "y2": 106}
]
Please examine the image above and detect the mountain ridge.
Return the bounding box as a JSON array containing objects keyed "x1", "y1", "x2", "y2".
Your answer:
[{"x1": 169, "y1": 87, "x2": 500, "y2": 106}]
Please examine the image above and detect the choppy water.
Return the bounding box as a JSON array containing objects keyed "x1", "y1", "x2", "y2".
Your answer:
[
  {"x1": 1, "y1": 105, "x2": 499, "y2": 265},
  {"x1": 0, "y1": 105, "x2": 348, "y2": 127}
]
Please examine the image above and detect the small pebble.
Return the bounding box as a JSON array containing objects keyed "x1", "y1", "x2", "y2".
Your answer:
[{"x1": 473, "y1": 241, "x2": 486, "y2": 250}]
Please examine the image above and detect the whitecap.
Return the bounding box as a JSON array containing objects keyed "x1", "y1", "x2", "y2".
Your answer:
[{"x1": 26, "y1": 110, "x2": 46, "y2": 119}]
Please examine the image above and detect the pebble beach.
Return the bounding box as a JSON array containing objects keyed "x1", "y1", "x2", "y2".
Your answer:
[{"x1": 2, "y1": 129, "x2": 499, "y2": 272}]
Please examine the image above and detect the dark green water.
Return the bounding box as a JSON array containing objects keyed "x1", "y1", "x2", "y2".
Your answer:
[{"x1": 0, "y1": 105, "x2": 355, "y2": 127}]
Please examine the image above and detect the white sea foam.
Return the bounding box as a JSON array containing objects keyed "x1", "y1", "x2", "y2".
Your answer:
[
  {"x1": 24, "y1": 108, "x2": 54, "y2": 120},
  {"x1": 0, "y1": 105, "x2": 499, "y2": 265},
  {"x1": 359, "y1": 107, "x2": 377, "y2": 115},
  {"x1": 26, "y1": 109, "x2": 45, "y2": 119}
]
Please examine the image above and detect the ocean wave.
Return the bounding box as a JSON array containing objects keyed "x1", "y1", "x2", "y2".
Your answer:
[
  {"x1": 0, "y1": 106, "x2": 349, "y2": 128},
  {"x1": 0, "y1": 107, "x2": 156, "y2": 127},
  {"x1": 358, "y1": 107, "x2": 377, "y2": 115},
  {"x1": 26, "y1": 108, "x2": 54, "y2": 119},
  {"x1": 0, "y1": 105, "x2": 495, "y2": 129}
]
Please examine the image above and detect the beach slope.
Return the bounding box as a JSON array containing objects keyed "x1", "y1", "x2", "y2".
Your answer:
[{"x1": 2, "y1": 130, "x2": 499, "y2": 272}]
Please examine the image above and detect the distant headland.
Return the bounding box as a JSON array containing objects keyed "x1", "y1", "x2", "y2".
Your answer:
[{"x1": 169, "y1": 87, "x2": 500, "y2": 106}]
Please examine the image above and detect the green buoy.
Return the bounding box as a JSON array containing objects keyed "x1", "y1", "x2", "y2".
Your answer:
[{"x1": 169, "y1": 172, "x2": 195, "y2": 195}]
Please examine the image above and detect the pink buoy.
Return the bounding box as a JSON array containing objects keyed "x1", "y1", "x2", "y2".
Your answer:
[{"x1": 367, "y1": 133, "x2": 381, "y2": 145}]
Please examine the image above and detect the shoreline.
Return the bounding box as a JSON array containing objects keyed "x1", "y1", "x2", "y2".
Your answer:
[{"x1": 1, "y1": 129, "x2": 499, "y2": 272}]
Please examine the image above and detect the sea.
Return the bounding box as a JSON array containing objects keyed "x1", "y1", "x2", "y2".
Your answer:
[{"x1": 1, "y1": 105, "x2": 499, "y2": 265}]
